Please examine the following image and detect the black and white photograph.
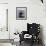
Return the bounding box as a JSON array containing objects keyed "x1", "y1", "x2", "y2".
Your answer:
[{"x1": 16, "y1": 7, "x2": 27, "y2": 20}]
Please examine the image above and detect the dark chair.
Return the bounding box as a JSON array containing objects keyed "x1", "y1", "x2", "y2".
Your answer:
[{"x1": 19, "y1": 23, "x2": 40, "y2": 46}]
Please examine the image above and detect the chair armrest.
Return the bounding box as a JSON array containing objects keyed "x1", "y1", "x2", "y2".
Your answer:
[{"x1": 22, "y1": 31, "x2": 28, "y2": 35}]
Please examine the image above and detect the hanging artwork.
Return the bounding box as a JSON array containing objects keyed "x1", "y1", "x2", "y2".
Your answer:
[{"x1": 16, "y1": 7, "x2": 27, "y2": 20}]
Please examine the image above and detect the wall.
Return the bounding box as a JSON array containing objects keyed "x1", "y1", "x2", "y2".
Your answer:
[
  {"x1": 9, "y1": 0, "x2": 46, "y2": 46},
  {"x1": 0, "y1": 0, "x2": 8, "y2": 3},
  {"x1": 0, "y1": 0, "x2": 13, "y2": 46}
]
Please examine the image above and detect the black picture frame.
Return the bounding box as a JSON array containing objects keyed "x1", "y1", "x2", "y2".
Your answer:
[{"x1": 16, "y1": 7, "x2": 27, "y2": 20}]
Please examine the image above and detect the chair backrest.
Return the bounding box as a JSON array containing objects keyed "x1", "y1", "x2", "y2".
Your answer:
[{"x1": 27, "y1": 23, "x2": 40, "y2": 35}]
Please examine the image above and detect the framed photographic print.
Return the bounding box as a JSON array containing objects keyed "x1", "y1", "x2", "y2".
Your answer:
[{"x1": 16, "y1": 7, "x2": 27, "y2": 20}]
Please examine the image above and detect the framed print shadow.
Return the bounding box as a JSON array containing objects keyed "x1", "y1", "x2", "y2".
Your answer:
[{"x1": 16, "y1": 7, "x2": 27, "y2": 20}]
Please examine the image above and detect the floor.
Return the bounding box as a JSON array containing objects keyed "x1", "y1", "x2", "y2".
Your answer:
[
  {"x1": 0, "y1": 43, "x2": 13, "y2": 46},
  {"x1": 0, "y1": 41, "x2": 43, "y2": 46},
  {"x1": 19, "y1": 41, "x2": 43, "y2": 46}
]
